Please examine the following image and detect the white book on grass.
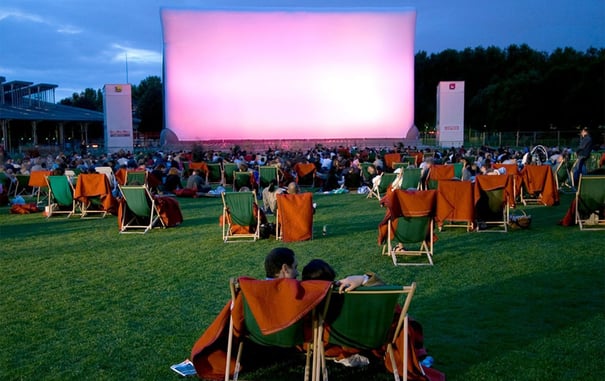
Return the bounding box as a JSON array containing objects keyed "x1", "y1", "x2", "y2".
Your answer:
[{"x1": 170, "y1": 359, "x2": 197, "y2": 377}]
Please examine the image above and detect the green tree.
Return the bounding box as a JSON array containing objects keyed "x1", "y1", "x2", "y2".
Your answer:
[
  {"x1": 132, "y1": 76, "x2": 163, "y2": 133},
  {"x1": 59, "y1": 88, "x2": 103, "y2": 111}
]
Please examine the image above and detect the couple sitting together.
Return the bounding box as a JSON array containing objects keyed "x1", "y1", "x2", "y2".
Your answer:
[{"x1": 189, "y1": 247, "x2": 444, "y2": 381}]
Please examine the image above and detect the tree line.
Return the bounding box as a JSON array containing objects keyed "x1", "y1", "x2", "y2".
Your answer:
[{"x1": 60, "y1": 44, "x2": 604, "y2": 135}]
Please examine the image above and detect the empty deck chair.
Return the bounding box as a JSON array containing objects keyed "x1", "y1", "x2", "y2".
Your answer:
[{"x1": 46, "y1": 175, "x2": 79, "y2": 218}]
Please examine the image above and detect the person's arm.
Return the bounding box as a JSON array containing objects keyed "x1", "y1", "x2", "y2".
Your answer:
[{"x1": 337, "y1": 272, "x2": 384, "y2": 293}]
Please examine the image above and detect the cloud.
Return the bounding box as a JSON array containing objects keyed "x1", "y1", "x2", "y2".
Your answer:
[
  {"x1": 0, "y1": 8, "x2": 81, "y2": 35},
  {"x1": 110, "y1": 44, "x2": 162, "y2": 64}
]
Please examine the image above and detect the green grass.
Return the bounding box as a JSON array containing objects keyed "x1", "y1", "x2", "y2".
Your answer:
[{"x1": 1, "y1": 192, "x2": 603, "y2": 381}]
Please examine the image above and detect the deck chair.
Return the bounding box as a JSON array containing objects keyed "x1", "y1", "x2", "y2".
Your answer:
[
  {"x1": 276, "y1": 192, "x2": 314, "y2": 242},
  {"x1": 223, "y1": 163, "x2": 238, "y2": 187},
  {"x1": 426, "y1": 165, "x2": 455, "y2": 190},
  {"x1": 368, "y1": 172, "x2": 398, "y2": 199},
  {"x1": 400, "y1": 167, "x2": 421, "y2": 190},
  {"x1": 383, "y1": 153, "x2": 402, "y2": 172},
  {"x1": 94, "y1": 166, "x2": 117, "y2": 191},
  {"x1": 436, "y1": 180, "x2": 474, "y2": 231},
  {"x1": 401, "y1": 156, "x2": 417, "y2": 167},
  {"x1": 233, "y1": 171, "x2": 253, "y2": 191},
  {"x1": 206, "y1": 163, "x2": 225, "y2": 185},
  {"x1": 473, "y1": 175, "x2": 511, "y2": 232},
  {"x1": 14, "y1": 174, "x2": 31, "y2": 196},
  {"x1": 74, "y1": 173, "x2": 115, "y2": 219},
  {"x1": 221, "y1": 191, "x2": 261, "y2": 242},
  {"x1": 320, "y1": 283, "x2": 417, "y2": 381},
  {"x1": 225, "y1": 277, "x2": 332, "y2": 381},
  {"x1": 125, "y1": 170, "x2": 147, "y2": 186},
  {"x1": 360, "y1": 162, "x2": 377, "y2": 186},
  {"x1": 294, "y1": 163, "x2": 316, "y2": 189},
  {"x1": 28, "y1": 170, "x2": 51, "y2": 204},
  {"x1": 380, "y1": 189, "x2": 436, "y2": 266},
  {"x1": 519, "y1": 165, "x2": 559, "y2": 206},
  {"x1": 258, "y1": 165, "x2": 280, "y2": 189},
  {"x1": 575, "y1": 175, "x2": 605, "y2": 230},
  {"x1": 46, "y1": 175, "x2": 79, "y2": 218},
  {"x1": 554, "y1": 159, "x2": 574, "y2": 193},
  {"x1": 118, "y1": 185, "x2": 164, "y2": 233}
]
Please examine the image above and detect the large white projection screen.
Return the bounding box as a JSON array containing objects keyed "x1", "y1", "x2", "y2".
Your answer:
[{"x1": 161, "y1": 8, "x2": 416, "y2": 142}]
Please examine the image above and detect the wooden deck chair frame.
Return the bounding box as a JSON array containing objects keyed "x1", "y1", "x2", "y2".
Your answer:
[
  {"x1": 46, "y1": 175, "x2": 79, "y2": 218},
  {"x1": 575, "y1": 175, "x2": 605, "y2": 230},
  {"x1": 119, "y1": 185, "x2": 164, "y2": 234},
  {"x1": 221, "y1": 191, "x2": 260, "y2": 242},
  {"x1": 225, "y1": 278, "x2": 322, "y2": 381},
  {"x1": 382, "y1": 216, "x2": 434, "y2": 266},
  {"x1": 14, "y1": 174, "x2": 31, "y2": 196},
  {"x1": 318, "y1": 283, "x2": 417, "y2": 381},
  {"x1": 28, "y1": 170, "x2": 51, "y2": 204}
]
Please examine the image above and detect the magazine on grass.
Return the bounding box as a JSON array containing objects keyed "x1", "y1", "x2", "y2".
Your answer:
[{"x1": 170, "y1": 359, "x2": 197, "y2": 377}]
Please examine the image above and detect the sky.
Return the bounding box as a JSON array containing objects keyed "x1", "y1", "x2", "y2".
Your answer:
[{"x1": 1, "y1": 0, "x2": 603, "y2": 102}]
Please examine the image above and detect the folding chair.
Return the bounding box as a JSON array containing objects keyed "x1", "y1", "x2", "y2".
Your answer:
[
  {"x1": 360, "y1": 163, "x2": 377, "y2": 186},
  {"x1": 294, "y1": 163, "x2": 317, "y2": 189},
  {"x1": 14, "y1": 174, "x2": 31, "y2": 196},
  {"x1": 28, "y1": 170, "x2": 51, "y2": 204},
  {"x1": 223, "y1": 163, "x2": 238, "y2": 187},
  {"x1": 368, "y1": 173, "x2": 398, "y2": 199},
  {"x1": 94, "y1": 166, "x2": 117, "y2": 191},
  {"x1": 473, "y1": 175, "x2": 511, "y2": 232},
  {"x1": 400, "y1": 168, "x2": 421, "y2": 191},
  {"x1": 319, "y1": 282, "x2": 417, "y2": 381},
  {"x1": 435, "y1": 180, "x2": 474, "y2": 231},
  {"x1": 74, "y1": 173, "x2": 115, "y2": 219},
  {"x1": 46, "y1": 175, "x2": 79, "y2": 218},
  {"x1": 118, "y1": 185, "x2": 164, "y2": 233},
  {"x1": 426, "y1": 165, "x2": 455, "y2": 190},
  {"x1": 380, "y1": 190, "x2": 436, "y2": 266},
  {"x1": 554, "y1": 159, "x2": 574, "y2": 193},
  {"x1": 575, "y1": 175, "x2": 605, "y2": 230},
  {"x1": 519, "y1": 164, "x2": 559, "y2": 206},
  {"x1": 233, "y1": 171, "x2": 253, "y2": 191},
  {"x1": 258, "y1": 165, "x2": 280, "y2": 189},
  {"x1": 206, "y1": 163, "x2": 225, "y2": 186},
  {"x1": 383, "y1": 153, "x2": 402, "y2": 172},
  {"x1": 125, "y1": 170, "x2": 147, "y2": 186},
  {"x1": 225, "y1": 277, "x2": 332, "y2": 381},
  {"x1": 276, "y1": 192, "x2": 314, "y2": 242},
  {"x1": 221, "y1": 191, "x2": 261, "y2": 242}
]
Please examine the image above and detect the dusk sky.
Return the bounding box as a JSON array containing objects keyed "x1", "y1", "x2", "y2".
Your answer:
[{"x1": 1, "y1": 0, "x2": 603, "y2": 102}]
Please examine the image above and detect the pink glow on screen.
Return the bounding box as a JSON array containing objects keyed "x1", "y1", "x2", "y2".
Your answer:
[{"x1": 161, "y1": 8, "x2": 416, "y2": 141}]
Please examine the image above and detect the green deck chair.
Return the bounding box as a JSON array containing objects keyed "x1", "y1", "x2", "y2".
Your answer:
[
  {"x1": 360, "y1": 162, "x2": 376, "y2": 185},
  {"x1": 401, "y1": 156, "x2": 416, "y2": 167},
  {"x1": 475, "y1": 187, "x2": 509, "y2": 232},
  {"x1": 452, "y1": 162, "x2": 463, "y2": 179},
  {"x1": 206, "y1": 163, "x2": 224, "y2": 185},
  {"x1": 554, "y1": 159, "x2": 574, "y2": 193},
  {"x1": 119, "y1": 185, "x2": 163, "y2": 234},
  {"x1": 259, "y1": 165, "x2": 279, "y2": 188},
  {"x1": 322, "y1": 283, "x2": 417, "y2": 381},
  {"x1": 223, "y1": 163, "x2": 238, "y2": 187},
  {"x1": 233, "y1": 171, "x2": 253, "y2": 191},
  {"x1": 368, "y1": 173, "x2": 398, "y2": 199},
  {"x1": 46, "y1": 175, "x2": 79, "y2": 218},
  {"x1": 384, "y1": 215, "x2": 434, "y2": 266},
  {"x1": 401, "y1": 167, "x2": 421, "y2": 190},
  {"x1": 15, "y1": 174, "x2": 31, "y2": 196},
  {"x1": 225, "y1": 278, "x2": 317, "y2": 381},
  {"x1": 125, "y1": 171, "x2": 147, "y2": 186},
  {"x1": 221, "y1": 191, "x2": 260, "y2": 242},
  {"x1": 575, "y1": 175, "x2": 605, "y2": 230}
]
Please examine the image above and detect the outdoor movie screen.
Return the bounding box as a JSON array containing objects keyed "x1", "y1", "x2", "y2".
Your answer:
[{"x1": 161, "y1": 7, "x2": 416, "y2": 141}]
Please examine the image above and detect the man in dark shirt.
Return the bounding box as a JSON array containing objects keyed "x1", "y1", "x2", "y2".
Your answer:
[{"x1": 574, "y1": 127, "x2": 593, "y2": 186}]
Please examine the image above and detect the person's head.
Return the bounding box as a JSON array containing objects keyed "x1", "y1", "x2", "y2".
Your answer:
[
  {"x1": 302, "y1": 259, "x2": 336, "y2": 281},
  {"x1": 264, "y1": 247, "x2": 298, "y2": 279},
  {"x1": 581, "y1": 127, "x2": 589, "y2": 137},
  {"x1": 287, "y1": 182, "x2": 299, "y2": 194},
  {"x1": 168, "y1": 167, "x2": 179, "y2": 176}
]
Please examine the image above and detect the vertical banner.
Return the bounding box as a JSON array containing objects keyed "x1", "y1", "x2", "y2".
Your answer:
[
  {"x1": 103, "y1": 84, "x2": 133, "y2": 153},
  {"x1": 436, "y1": 81, "x2": 465, "y2": 147}
]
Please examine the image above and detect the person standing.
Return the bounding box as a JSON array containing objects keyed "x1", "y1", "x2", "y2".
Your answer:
[{"x1": 574, "y1": 127, "x2": 593, "y2": 186}]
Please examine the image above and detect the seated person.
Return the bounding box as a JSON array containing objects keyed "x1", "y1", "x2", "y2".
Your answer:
[
  {"x1": 186, "y1": 170, "x2": 211, "y2": 193},
  {"x1": 261, "y1": 180, "x2": 282, "y2": 214},
  {"x1": 163, "y1": 167, "x2": 182, "y2": 193}
]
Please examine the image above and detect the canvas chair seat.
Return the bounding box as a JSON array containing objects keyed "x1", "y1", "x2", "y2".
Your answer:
[
  {"x1": 473, "y1": 175, "x2": 511, "y2": 232},
  {"x1": 74, "y1": 173, "x2": 117, "y2": 218},
  {"x1": 519, "y1": 164, "x2": 559, "y2": 206},
  {"x1": 28, "y1": 170, "x2": 51, "y2": 204},
  {"x1": 435, "y1": 179, "x2": 474, "y2": 231},
  {"x1": 294, "y1": 163, "x2": 317, "y2": 188}
]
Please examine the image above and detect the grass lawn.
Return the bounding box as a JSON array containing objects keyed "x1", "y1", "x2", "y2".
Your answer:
[{"x1": 0, "y1": 191, "x2": 603, "y2": 381}]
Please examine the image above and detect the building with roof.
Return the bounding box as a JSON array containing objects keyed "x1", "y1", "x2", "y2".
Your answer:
[{"x1": 0, "y1": 76, "x2": 128, "y2": 155}]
